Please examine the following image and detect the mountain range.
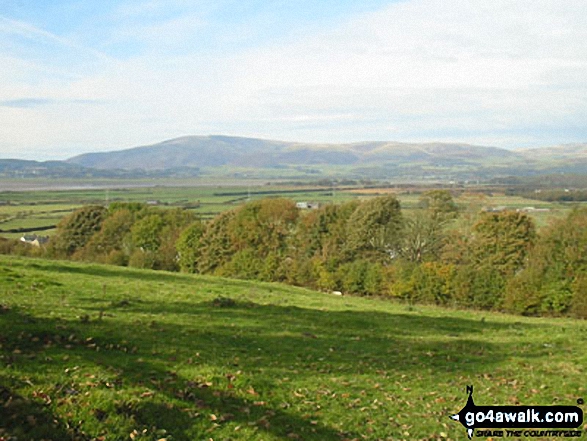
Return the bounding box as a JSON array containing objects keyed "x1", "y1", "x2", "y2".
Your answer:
[
  {"x1": 66, "y1": 135, "x2": 520, "y2": 170},
  {"x1": 2, "y1": 135, "x2": 587, "y2": 181}
]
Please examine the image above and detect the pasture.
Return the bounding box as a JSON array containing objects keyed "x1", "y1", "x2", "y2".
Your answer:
[
  {"x1": 0, "y1": 183, "x2": 573, "y2": 240},
  {"x1": 0, "y1": 256, "x2": 585, "y2": 440}
]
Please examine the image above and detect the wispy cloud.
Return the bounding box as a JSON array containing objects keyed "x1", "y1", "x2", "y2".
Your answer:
[
  {"x1": 0, "y1": 0, "x2": 586, "y2": 159},
  {"x1": 0, "y1": 98, "x2": 103, "y2": 108},
  {"x1": 0, "y1": 98, "x2": 54, "y2": 108},
  {"x1": 0, "y1": 15, "x2": 112, "y2": 63}
]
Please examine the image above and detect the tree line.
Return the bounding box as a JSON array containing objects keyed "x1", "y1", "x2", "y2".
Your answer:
[{"x1": 2, "y1": 191, "x2": 587, "y2": 318}]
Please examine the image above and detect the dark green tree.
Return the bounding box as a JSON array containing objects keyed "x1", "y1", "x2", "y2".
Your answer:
[
  {"x1": 49, "y1": 205, "x2": 108, "y2": 258},
  {"x1": 81, "y1": 208, "x2": 134, "y2": 264},
  {"x1": 131, "y1": 214, "x2": 165, "y2": 252},
  {"x1": 401, "y1": 213, "x2": 446, "y2": 263},
  {"x1": 418, "y1": 189, "x2": 458, "y2": 218},
  {"x1": 470, "y1": 211, "x2": 536, "y2": 276},
  {"x1": 197, "y1": 210, "x2": 237, "y2": 275},
  {"x1": 505, "y1": 208, "x2": 587, "y2": 316},
  {"x1": 176, "y1": 221, "x2": 206, "y2": 273},
  {"x1": 346, "y1": 195, "x2": 403, "y2": 261}
]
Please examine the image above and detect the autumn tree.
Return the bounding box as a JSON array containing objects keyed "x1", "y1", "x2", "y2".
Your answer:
[
  {"x1": 197, "y1": 210, "x2": 237, "y2": 275},
  {"x1": 287, "y1": 201, "x2": 358, "y2": 286},
  {"x1": 221, "y1": 198, "x2": 299, "y2": 281},
  {"x1": 401, "y1": 214, "x2": 446, "y2": 263},
  {"x1": 346, "y1": 195, "x2": 403, "y2": 261},
  {"x1": 228, "y1": 198, "x2": 298, "y2": 256},
  {"x1": 418, "y1": 190, "x2": 458, "y2": 219},
  {"x1": 401, "y1": 191, "x2": 459, "y2": 263},
  {"x1": 49, "y1": 205, "x2": 108, "y2": 258},
  {"x1": 81, "y1": 208, "x2": 135, "y2": 264},
  {"x1": 176, "y1": 220, "x2": 206, "y2": 273},
  {"x1": 505, "y1": 208, "x2": 587, "y2": 316},
  {"x1": 469, "y1": 211, "x2": 536, "y2": 276}
]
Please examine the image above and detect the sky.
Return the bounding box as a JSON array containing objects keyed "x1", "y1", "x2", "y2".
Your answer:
[{"x1": 1, "y1": 0, "x2": 586, "y2": 160}]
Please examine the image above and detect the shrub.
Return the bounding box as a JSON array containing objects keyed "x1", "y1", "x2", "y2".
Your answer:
[
  {"x1": 128, "y1": 250, "x2": 157, "y2": 269},
  {"x1": 104, "y1": 250, "x2": 129, "y2": 266},
  {"x1": 221, "y1": 249, "x2": 263, "y2": 280},
  {"x1": 410, "y1": 262, "x2": 456, "y2": 306},
  {"x1": 339, "y1": 260, "x2": 368, "y2": 295},
  {"x1": 571, "y1": 275, "x2": 587, "y2": 319},
  {"x1": 387, "y1": 260, "x2": 418, "y2": 300},
  {"x1": 364, "y1": 263, "x2": 384, "y2": 296},
  {"x1": 453, "y1": 264, "x2": 505, "y2": 310},
  {"x1": 176, "y1": 221, "x2": 205, "y2": 273}
]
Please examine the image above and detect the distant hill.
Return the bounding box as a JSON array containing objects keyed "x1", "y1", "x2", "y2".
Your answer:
[
  {"x1": 0, "y1": 159, "x2": 92, "y2": 178},
  {"x1": 0, "y1": 158, "x2": 200, "y2": 179},
  {"x1": 517, "y1": 143, "x2": 587, "y2": 161},
  {"x1": 2, "y1": 136, "x2": 587, "y2": 182},
  {"x1": 66, "y1": 135, "x2": 522, "y2": 170}
]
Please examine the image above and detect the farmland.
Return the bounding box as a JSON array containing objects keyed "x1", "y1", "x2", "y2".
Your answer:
[
  {"x1": 1, "y1": 255, "x2": 586, "y2": 440},
  {"x1": 0, "y1": 182, "x2": 575, "y2": 240}
]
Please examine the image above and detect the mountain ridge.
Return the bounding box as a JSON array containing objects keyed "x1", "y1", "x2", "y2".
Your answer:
[
  {"x1": 66, "y1": 135, "x2": 522, "y2": 170},
  {"x1": 2, "y1": 136, "x2": 587, "y2": 181}
]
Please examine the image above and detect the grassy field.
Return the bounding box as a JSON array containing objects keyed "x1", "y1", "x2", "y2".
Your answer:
[{"x1": 0, "y1": 256, "x2": 586, "y2": 440}]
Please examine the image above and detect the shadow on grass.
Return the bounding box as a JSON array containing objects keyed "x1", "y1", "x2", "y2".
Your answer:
[
  {"x1": 0, "y1": 307, "x2": 359, "y2": 441},
  {"x1": 0, "y1": 284, "x2": 549, "y2": 440},
  {"x1": 79, "y1": 298, "x2": 544, "y2": 372},
  {"x1": 0, "y1": 258, "x2": 566, "y2": 439},
  {"x1": 0, "y1": 375, "x2": 92, "y2": 441},
  {"x1": 100, "y1": 297, "x2": 533, "y2": 334},
  {"x1": 24, "y1": 260, "x2": 258, "y2": 288}
]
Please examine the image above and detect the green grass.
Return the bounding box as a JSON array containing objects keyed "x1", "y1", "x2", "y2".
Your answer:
[
  {"x1": 0, "y1": 217, "x2": 57, "y2": 230},
  {"x1": 1, "y1": 256, "x2": 586, "y2": 440}
]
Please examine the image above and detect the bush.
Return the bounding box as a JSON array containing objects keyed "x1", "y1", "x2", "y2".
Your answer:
[
  {"x1": 410, "y1": 262, "x2": 456, "y2": 306},
  {"x1": 176, "y1": 221, "x2": 205, "y2": 273},
  {"x1": 571, "y1": 276, "x2": 587, "y2": 318},
  {"x1": 364, "y1": 263, "x2": 384, "y2": 296},
  {"x1": 104, "y1": 250, "x2": 129, "y2": 266},
  {"x1": 221, "y1": 249, "x2": 263, "y2": 280},
  {"x1": 453, "y1": 265, "x2": 505, "y2": 310},
  {"x1": 258, "y1": 252, "x2": 286, "y2": 282},
  {"x1": 128, "y1": 250, "x2": 157, "y2": 269},
  {"x1": 387, "y1": 260, "x2": 418, "y2": 300},
  {"x1": 504, "y1": 267, "x2": 543, "y2": 315},
  {"x1": 336, "y1": 260, "x2": 384, "y2": 296},
  {"x1": 316, "y1": 269, "x2": 338, "y2": 291},
  {"x1": 339, "y1": 261, "x2": 367, "y2": 295}
]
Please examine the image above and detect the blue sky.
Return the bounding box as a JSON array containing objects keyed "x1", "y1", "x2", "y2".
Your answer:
[{"x1": 1, "y1": 0, "x2": 586, "y2": 159}]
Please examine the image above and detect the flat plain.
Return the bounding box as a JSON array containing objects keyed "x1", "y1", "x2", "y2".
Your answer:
[{"x1": 0, "y1": 183, "x2": 573, "y2": 239}]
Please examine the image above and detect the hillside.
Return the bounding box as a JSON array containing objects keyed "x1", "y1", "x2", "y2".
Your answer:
[
  {"x1": 2, "y1": 136, "x2": 587, "y2": 181},
  {"x1": 66, "y1": 135, "x2": 522, "y2": 170},
  {"x1": 1, "y1": 256, "x2": 585, "y2": 440},
  {"x1": 0, "y1": 159, "x2": 201, "y2": 179},
  {"x1": 0, "y1": 159, "x2": 92, "y2": 178},
  {"x1": 518, "y1": 143, "x2": 587, "y2": 161}
]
